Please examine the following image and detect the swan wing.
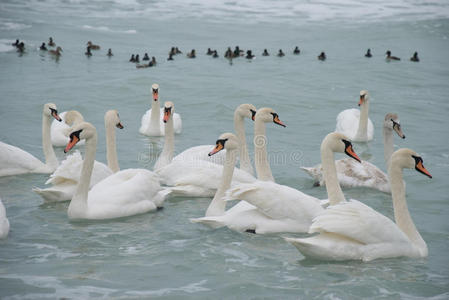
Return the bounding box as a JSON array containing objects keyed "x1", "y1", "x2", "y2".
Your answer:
[
  {"x1": 309, "y1": 200, "x2": 410, "y2": 245},
  {"x1": 0, "y1": 141, "x2": 48, "y2": 176},
  {"x1": 173, "y1": 145, "x2": 227, "y2": 166},
  {"x1": 335, "y1": 108, "x2": 359, "y2": 140},
  {"x1": 139, "y1": 109, "x2": 152, "y2": 134}
]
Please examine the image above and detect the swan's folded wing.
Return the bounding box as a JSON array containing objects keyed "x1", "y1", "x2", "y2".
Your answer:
[
  {"x1": 226, "y1": 181, "x2": 323, "y2": 222},
  {"x1": 173, "y1": 145, "x2": 226, "y2": 166},
  {"x1": 309, "y1": 200, "x2": 410, "y2": 245},
  {"x1": 0, "y1": 141, "x2": 45, "y2": 176},
  {"x1": 139, "y1": 109, "x2": 151, "y2": 133},
  {"x1": 335, "y1": 108, "x2": 359, "y2": 138},
  {"x1": 335, "y1": 159, "x2": 389, "y2": 190}
]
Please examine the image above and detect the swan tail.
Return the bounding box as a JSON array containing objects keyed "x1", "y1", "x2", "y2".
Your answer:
[
  {"x1": 167, "y1": 185, "x2": 214, "y2": 198},
  {"x1": 223, "y1": 184, "x2": 258, "y2": 202},
  {"x1": 32, "y1": 187, "x2": 70, "y2": 202},
  {"x1": 190, "y1": 217, "x2": 225, "y2": 229},
  {"x1": 153, "y1": 188, "x2": 172, "y2": 207}
]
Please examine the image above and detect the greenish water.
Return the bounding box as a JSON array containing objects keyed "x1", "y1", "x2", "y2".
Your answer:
[{"x1": 1, "y1": 0, "x2": 449, "y2": 298}]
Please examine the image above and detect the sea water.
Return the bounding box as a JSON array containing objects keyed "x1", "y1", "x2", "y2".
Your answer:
[{"x1": 0, "y1": 0, "x2": 449, "y2": 298}]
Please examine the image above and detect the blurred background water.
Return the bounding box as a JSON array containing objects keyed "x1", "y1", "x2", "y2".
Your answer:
[{"x1": 0, "y1": 0, "x2": 449, "y2": 298}]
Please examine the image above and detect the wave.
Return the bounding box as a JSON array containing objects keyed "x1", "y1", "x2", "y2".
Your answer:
[
  {"x1": 0, "y1": 39, "x2": 18, "y2": 53},
  {"x1": 0, "y1": 21, "x2": 31, "y2": 31},
  {"x1": 82, "y1": 25, "x2": 137, "y2": 34}
]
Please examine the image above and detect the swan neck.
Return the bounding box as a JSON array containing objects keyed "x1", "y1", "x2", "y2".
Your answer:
[
  {"x1": 42, "y1": 113, "x2": 58, "y2": 169},
  {"x1": 205, "y1": 149, "x2": 237, "y2": 217},
  {"x1": 150, "y1": 99, "x2": 160, "y2": 132},
  {"x1": 321, "y1": 141, "x2": 346, "y2": 205},
  {"x1": 383, "y1": 126, "x2": 394, "y2": 168},
  {"x1": 105, "y1": 120, "x2": 119, "y2": 173},
  {"x1": 234, "y1": 113, "x2": 253, "y2": 175},
  {"x1": 355, "y1": 100, "x2": 369, "y2": 140},
  {"x1": 388, "y1": 164, "x2": 427, "y2": 252},
  {"x1": 70, "y1": 133, "x2": 97, "y2": 217},
  {"x1": 254, "y1": 118, "x2": 274, "y2": 182},
  {"x1": 154, "y1": 115, "x2": 174, "y2": 170}
]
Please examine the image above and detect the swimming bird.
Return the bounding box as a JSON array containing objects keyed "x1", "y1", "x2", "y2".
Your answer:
[
  {"x1": 206, "y1": 48, "x2": 213, "y2": 55},
  {"x1": 129, "y1": 54, "x2": 135, "y2": 62},
  {"x1": 246, "y1": 50, "x2": 255, "y2": 59},
  {"x1": 49, "y1": 46, "x2": 62, "y2": 57},
  {"x1": 167, "y1": 53, "x2": 174, "y2": 61},
  {"x1": 318, "y1": 51, "x2": 326, "y2": 61},
  {"x1": 85, "y1": 46, "x2": 92, "y2": 56},
  {"x1": 335, "y1": 90, "x2": 374, "y2": 142},
  {"x1": 107, "y1": 48, "x2": 113, "y2": 56},
  {"x1": 365, "y1": 48, "x2": 372, "y2": 57},
  {"x1": 410, "y1": 52, "x2": 419, "y2": 62},
  {"x1": 143, "y1": 53, "x2": 150, "y2": 61},
  {"x1": 386, "y1": 50, "x2": 400, "y2": 61},
  {"x1": 48, "y1": 37, "x2": 55, "y2": 47},
  {"x1": 262, "y1": 49, "x2": 269, "y2": 56},
  {"x1": 293, "y1": 46, "x2": 300, "y2": 54},
  {"x1": 40, "y1": 43, "x2": 47, "y2": 51},
  {"x1": 277, "y1": 49, "x2": 285, "y2": 57},
  {"x1": 87, "y1": 41, "x2": 100, "y2": 50},
  {"x1": 187, "y1": 49, "x2": 196, "y2": 58},
  {"x1": 286, "y1": 147, "x2": 432, "y2": 262},
  {"x1": 212, "y1": 50, "x2": 219, "y2": 58}
]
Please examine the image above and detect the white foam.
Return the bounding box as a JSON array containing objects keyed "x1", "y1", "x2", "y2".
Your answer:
[
  {"x1": 0, "y1": 39, "x2": 17, "y2": 53},
  {"x1": 82, "y1": 24, "x2": 137, "y2": 34},
  {"x1": 0, "y1": 21, "x2": 31, "y2": 31}
]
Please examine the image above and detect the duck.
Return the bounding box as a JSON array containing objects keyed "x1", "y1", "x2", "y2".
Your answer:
[
  {"x1": 12, "y1": 39, "x2": 19, "y2": 47},
  {"x1": 170, "y1": 104, "x2": 257, "y2": 173},
  {"x1": 318, "y1": 51, "x2": 326, "y2": 61},
  {"x1": 365, "y1": 48, "x2": 372, "y2": 57},
  {"x1": 143, "y1": 53, "x2": 150, "y2": 61},
  {"x1": 212, "y1": 50, "x2": 219, "y2": 58},
  {"x1": 17, "y1": 42, "x2": 25, "y2": 53},
  {"x1": 49, "y1": 46, "x2": 62, "y2": 57},
  {"x1": 40, "y1": 43, "x2": 47, "y2": 51},
  {"x1": 175, "y1": 47, "x2": 182, "y2": 54},
  {"x1": 34, "y1": 110, "x2": 122, "y2": 202},
  {"x1": 410, "y1": 51, "x2": 419, "y2": 62},
  {"x1": 129, "y1": 54, "x2": 135, "y2": 62},
  {"x1": 107, "y1": 48, "x2": 113, "y2": 57},
  {"x1": 293, "y1": 46, "x2": 300, "y2": 55},
  {"x1": 245, "y1": 50, "x2": 255, "y2": 59},
  {"x1": 139, "y1": 83, "x2": 182, "y2": 136},
  {"x1": 63, "y1": 122, "x2": 169, "y2": 220},
  {"x1": 262, "y1": 49, "x2": 269, "y2": 56},
  {"x1": 85, "y1": 46, "x2": 92, "y2": 56},
  {"x1": 167, "y1": 53, "x2": 174, "y2": 61},
  {"x1": 187, "y1": 49, "x2": 196, "y2": 58},
  {"x1": 51, "y1": 110, "x2": 86, "y2": 147},
  {"x1": 135, "y1": 54, "x2": 140, "y2": 63},
  {"x1": 386, "y1": 50, "x2": 400, "y2": 61},
  {"x1": 0, "y1": 103, "x2": 61, "y2": 177},
  {"x1": 286, "y1": 147, "x2": 432, "y2": 262},
  {"x1": 302, "y1": 113, "x2": 405, "y2": 193},
  {"x1": 277, "y1": 49, "x2": 285, "y2": 57},
  {"x1": 335, "y1": 90, "x2": 374, "y2": 142},
  {"x1": 0, "y1": 198, "x2": 9, "y2": 239},
  {"x1": 224, "y1": 47, "x2": 232, "y2": 58},
  {"x1": 48, "y1": 37, "x2": 55, "y2": 47},
  {"x1": 148, "y1": 56, "x2": 157, "y2": 67},
  {"x1": 86, "y1": 41, "x2": 100, "y2": 50},
  {"x1": 206, "y1": 48, "x2": 213, "y2": 55}
]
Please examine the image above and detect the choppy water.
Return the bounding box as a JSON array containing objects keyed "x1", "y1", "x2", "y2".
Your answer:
[{"x1": 1, "y1": 0, "x2": 449, "y2": 298}]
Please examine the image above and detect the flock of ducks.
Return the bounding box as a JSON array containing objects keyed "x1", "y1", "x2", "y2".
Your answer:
[
  {"x1": 11, "y1": 38, "x2": 421, "y2": 65},
  {"x1": 0, "y1": 84, "x2": 433, "y2": 261}
]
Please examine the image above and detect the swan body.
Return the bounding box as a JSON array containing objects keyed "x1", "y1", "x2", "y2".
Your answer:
[
  {"x1": 286, "y1": 147, "x2": 431, "y2": 261},
  {"x1": 51, "y1": 111, "x2": 85, "y2": 147},
  {"x1": 139, "y1": 84, "x2": 182, "y2": 136},
  {"x1": 302, "y1": 113, "x2": 405, "y2": 193},
  {"x1": 65, "y1": 122, "x2": 168, "y2": 220},
  {"x1": 0, "y1": 103, "x2": 61, "y2": 177},
  {"x1": 33, "y1": 110, "x2": 123, "y2": 202},
  {"x1": 0, "y1": 198, "x2": 10, "y2": 239},
  {"x1": 172, "y1": 104, "x2": 256, "y2": 173},
  {"x1": 335, "y1": 90, "x2": 374, "y2": 142}
]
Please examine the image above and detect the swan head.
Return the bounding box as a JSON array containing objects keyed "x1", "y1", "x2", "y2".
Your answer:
[
  {"x1": 163, "y1": 101, "x2": 174, "y2": 123},
  {"x1": 322, "y1": 132, "x2": 361, "y2": 163},
  {"x1": 208, "y1": 133, "x2": 239, "y2": 156},
  {"x1": 236, "y1": 104, "x2": 257, "y2": 121},
  {"x1": 358, "y1": 90, "x2": 369, "y2": 106},
  {"x1": 390, "y1": 148, "x2": 432, "y2": 178},
  {"x1": 255, "y1": 107, "x2": 286, "y2": 127},
  {"x1": 105, "y1": 110, "x2": 124, "y2": 129},
  {"x1": 64, "y1": 122, "x2": 96, "y2": 153},
  {"x1": 384, "y1": 113, "x2": 405, "y2": 139},
  {"x1": 152, "y1": 83, "x2": 159, "y2": 101},
  {"x1": 44, "y1": 103, "x2": 62, "y2": 122},
  {"x1": 64, "y1": 110, "x2": 84, "y2": 126}
]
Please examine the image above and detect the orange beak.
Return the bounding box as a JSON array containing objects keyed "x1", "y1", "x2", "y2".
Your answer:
[
  {"x1": 274, "y1": 115, "x2": 286, "y2": 127},
  {"x1": 358, "y1": 96, "x2": 364, "y2": 106},
  {"x1": 152, "y1": 90, "x2": 159, "y2": 101},
  {"x1": 163, "y1": 110, "x2": 171, "y2": 123},
  {"x1": 416, "y1": 161, "x2": 432, "y2": 178},
  {"x1": 208, "y1": 143, "x2": 224, "y2": 156},
  {"x1": 345, "y1": 144, "x2": 361, "y2": 163},
  {"x1": 52, "y1": 111, "x2": 62, "y2": 122},
  {"x1": 64, "y1": 135, "x2": 79, "y2": 153},
  {"x1": 116, "y1": 122, "x2": 124, "y2": 129}
]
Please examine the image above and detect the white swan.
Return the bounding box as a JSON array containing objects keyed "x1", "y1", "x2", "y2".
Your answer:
[
  {"x1": 139, "y1": 83, "x2": 182, "y2": 136},
  {"x1": 191, "y1": 133, "x2": 324, "y2": 234},
  {"x1": 335, "y1": 90, "x2": 374, "y2": 142},
  {"x1": 0, "y1": 103, "x2": 61, "y2": 177},
  {"x1": 0, "y1": 198, "x2": 10, "y2": 239},
  {"x1": 33, "y1": 110, "x2": 123, "y2": 202},
  {"x1": 171, "y1": 104, "x2": 257, "y2": 173},
  {"x1": 302, "y1": 113, "x2": 406, "y2": 193},
  {"x1": 51, "y1": 110, "x2": 86, "y2": 147},
  {"x1": 285, "y1": 147, "x2": 432, "y2": 262},
  {"x1": 155, "y1": 107, "x2": 283, "y2": 197},
  {"x1": 64, "y1": 122, "x2": 168, "y2": 220},
  {"x1": 220, "y1": 132, "x2": 361, "y2": 233}
]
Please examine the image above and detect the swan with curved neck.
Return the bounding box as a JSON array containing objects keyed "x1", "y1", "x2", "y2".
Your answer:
[
  {"x1": 170, "y1": 104, "x2": 257, "y2": 173},
  {"x1": 51, "y1": 110, "x2": 85, "y2": 147},
  {"x1": 253, "y1": 107, "x2": 286, "y2": 182},
  {"x1": 0, "y1": 103, "x2": 61, "y2": 177},
  {"x1": 33, "y1": 110, "x2": 123, "y2": 202},
  {"x1": 286, "y1": 145, "x2": 432, "y2": 261},
  {"x1": 216, "y1": 133, "x2": 360, "y2": 233},
  {"x1": 139, "y1": 83, "x2": 182, "y2": 136},
  {"x1": 65, "y1": 122, "x2": 167, "y2": 220},
  {"x1": 335, "y1": 90, "x2": 374, "y2": 142},
  {"x1": 302, "y1": 113, "x2": 405, "y2": 193}
]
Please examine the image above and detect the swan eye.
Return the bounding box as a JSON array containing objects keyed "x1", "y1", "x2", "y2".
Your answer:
[
  {"x1": 391, "y1": 119, "x2": 400, "y2": 129},
  {"x1": 50, "y1": 107, "x2": 57, "y2": 114},
  {"x1": 164, "y1": 107, "x2": 172, "y2": 113},
  {"x1": 69, "y1": 129, "x2": 82, "y2": 140},
  {"x1": 152, "y1": 89, "x2": 158, "y2": 93}
]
